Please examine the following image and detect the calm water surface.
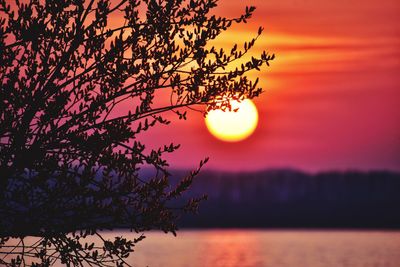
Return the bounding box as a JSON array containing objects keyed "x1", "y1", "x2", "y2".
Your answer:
[{"x1": 103, "y1": 229, "x2": 400, "y2": 267}]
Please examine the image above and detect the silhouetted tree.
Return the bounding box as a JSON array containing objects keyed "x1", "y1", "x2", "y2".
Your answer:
[{"x1": 0, "y1": 0, "x2": 273, "y2": 265}]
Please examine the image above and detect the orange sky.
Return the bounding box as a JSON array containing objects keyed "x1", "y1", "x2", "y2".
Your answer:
[{"x1": 137, "y1": 0, "x2": 400, "y2": 172}]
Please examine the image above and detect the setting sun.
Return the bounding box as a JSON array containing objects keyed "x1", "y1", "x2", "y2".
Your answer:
[{"x1": 205, "y1": 99, "x2": 259, "y2": 142}]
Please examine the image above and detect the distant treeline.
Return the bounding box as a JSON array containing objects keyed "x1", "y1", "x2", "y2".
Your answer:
[{"x1": 169, "y1": 169, "x2": 400, "y2": 229}]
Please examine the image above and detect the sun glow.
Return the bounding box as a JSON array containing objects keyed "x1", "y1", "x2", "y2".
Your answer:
[{"x1": 205, "y1": 99, "x2": 259, "y2": 142}]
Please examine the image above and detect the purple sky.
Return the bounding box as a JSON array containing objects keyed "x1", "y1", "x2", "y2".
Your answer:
[{"x1": 137, "y1": 0, "x2": 400, "y2": 172}]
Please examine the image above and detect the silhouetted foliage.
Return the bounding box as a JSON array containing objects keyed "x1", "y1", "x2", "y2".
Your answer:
[
  {"x1": 0, "y1": 0, "x2": 273, "y2": 265},
  {"x1": 175, "y1": 169, "x2": 400, "y2": 228}
]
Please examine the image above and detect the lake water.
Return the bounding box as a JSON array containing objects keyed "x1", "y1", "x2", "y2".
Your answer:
[
  {"x1": 104, "y1": 229, "x2": 400, "y2": 267},
  {"x1": 4, "y1": 229, "x2": 399, "y2": 266}
]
